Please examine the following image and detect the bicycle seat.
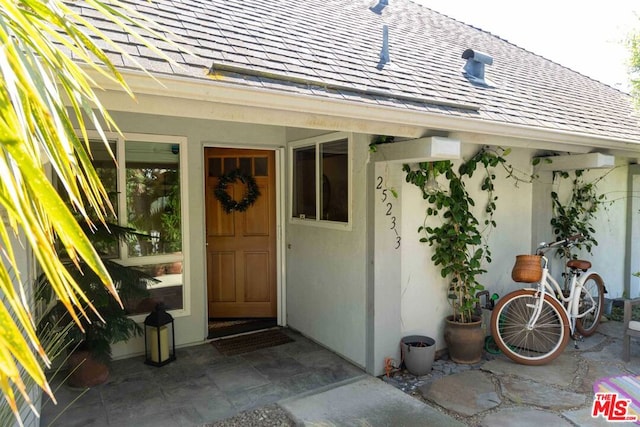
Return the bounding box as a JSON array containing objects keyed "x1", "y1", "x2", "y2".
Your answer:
[{"x1": 567, "y1": 259, "x2": 591, "y2": 271}]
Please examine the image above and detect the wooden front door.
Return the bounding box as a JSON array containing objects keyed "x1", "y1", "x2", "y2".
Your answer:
[{"x1": 205, "y1": 148, "x2": 277, "y2": 318}]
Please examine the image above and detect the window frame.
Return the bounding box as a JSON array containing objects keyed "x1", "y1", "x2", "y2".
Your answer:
[
  {"x1": 85, "y1": 131, "x2": 190, "y2": 320},
  {"x1": 288, "y1": 132, "x2": 352, "y2": 230}
]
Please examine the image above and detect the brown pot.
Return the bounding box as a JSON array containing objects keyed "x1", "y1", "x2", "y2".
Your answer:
[
  {"x1": 167, "y1": 261, "x2": 182, "y2": 274},
  {"x1": 67, "y1": 350, "x2": 109, "y2": 388},
  {"x1": 444, "y1": 315, "x2": 485, "y2": 364}
]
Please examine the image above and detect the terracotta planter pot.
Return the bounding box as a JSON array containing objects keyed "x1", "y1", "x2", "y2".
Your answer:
[
  {"x1": 67, "y1": 350, "x2": 109, "y2": 388},
  {"x1": 167, "y1": 261, "x2": 182, "y2": 274},
  {"x1": 444, "y1": 315, "x2": 485, "y2": 364}
]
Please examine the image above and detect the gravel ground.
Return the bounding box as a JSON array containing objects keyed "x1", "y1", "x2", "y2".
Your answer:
[{"x1": 204, "y1": 404, "x2": 295, "y2": 426}]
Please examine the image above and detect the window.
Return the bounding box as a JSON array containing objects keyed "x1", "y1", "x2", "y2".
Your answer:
[
  {"x1": 64, "y1": 135, "x2": 186, "y2": 316},
  {"x1": 124, "y1": 142, "x2": 181, "y2": 257},
  {"x1": 291, "y1": 133, "x2": 350, "y2": 225}
]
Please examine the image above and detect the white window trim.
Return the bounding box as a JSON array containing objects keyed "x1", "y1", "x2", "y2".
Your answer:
[
  {"x1": 288, "y1": 132, "x2": 352, "y2": 231},
  {"x1": 83, "y1": 131, "x2": 190, "y2": 320}
]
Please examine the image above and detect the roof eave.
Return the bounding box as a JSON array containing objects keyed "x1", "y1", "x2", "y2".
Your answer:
[{"x1": 87, "y1": 67, "x2": 640, "y2": 154}]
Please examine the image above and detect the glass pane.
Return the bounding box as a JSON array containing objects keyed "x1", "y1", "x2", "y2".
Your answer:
[
  {"x1": 122, "y1": 261, "x2": 184, "y2": 315},
  {"x1": 87, "y1": 140, "x2": 120, "y2": 258},
  {"x1": 320, "y1": 139, "x2": 348, "y2": 222},
  {"x1": 55, "y1": 140, "x2": 120, "y2": 258},
  {"x1": 208, "y1": 158, "x2": 221, "y2": 177},
  {"x1": 223, "y1": 157, "x2": 237, "y2": 173},
  {"x1": 89, "y1": 140, "x2": 118, "y2": 214},
  {"x1": 292, "y1": 146, "x2": 316, "y2": 219},
  {"x1": 126, "y1": 141, "x2": 182, "y2": 256},
  {"x1": 239, "y1": 157, "x2": 252, "y2": 175},
  {"x1": 255, "y1": 157, "x2": 268, "y2": 176}
]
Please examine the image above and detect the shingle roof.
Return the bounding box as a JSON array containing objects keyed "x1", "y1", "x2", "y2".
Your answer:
[{"x1": 73, "y1": 0, "x2": 640, "y2": 143}]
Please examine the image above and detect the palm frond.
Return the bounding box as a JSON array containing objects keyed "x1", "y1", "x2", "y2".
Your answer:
[{"x1": 0, "y1": 0, "x2": 183, "y2": 423}]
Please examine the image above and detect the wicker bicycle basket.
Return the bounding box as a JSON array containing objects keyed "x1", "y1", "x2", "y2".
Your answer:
[{"x1": 511, "y1": 255, "x2": 543, "y2": 283}]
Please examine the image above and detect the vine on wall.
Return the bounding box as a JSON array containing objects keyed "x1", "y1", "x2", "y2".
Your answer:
[
  {"x1": 403, "y1": 146, "x2": 520, "y2": 322},
  {"x1": 550, "y1": 169, "x2": 608, "y2": 259}
]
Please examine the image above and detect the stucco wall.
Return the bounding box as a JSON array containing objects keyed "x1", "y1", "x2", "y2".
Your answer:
[
  {"x1": 285, "y1": 133, "x2": 369, "y2": 367},
  {"x1": 369, "y1": 160, "x2": 404, "y2": 373}
]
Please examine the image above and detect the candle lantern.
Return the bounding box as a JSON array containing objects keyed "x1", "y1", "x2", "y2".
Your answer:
[{"x1": 144, "y1": 303, "x2": 176, "y2": 367}]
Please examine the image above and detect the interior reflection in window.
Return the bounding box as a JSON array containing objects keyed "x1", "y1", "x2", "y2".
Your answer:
[{"x1": 125, "y1": 142, "x2": 182, "y2": 257}]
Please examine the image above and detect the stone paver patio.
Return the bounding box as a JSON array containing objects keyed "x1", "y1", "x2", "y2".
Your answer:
[
  {"x1": 40, "y1": 328, "x2": 364, "y2": 426},
  {"x1": 40, "y1": 320, "x2": 640, "y2": 426},
  {"x1": 408, "y1": 320, "x2": 640, "y2": 426}
]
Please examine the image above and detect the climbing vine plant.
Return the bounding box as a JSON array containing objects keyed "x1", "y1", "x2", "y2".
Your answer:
[
  {"x1": 550, "y1": 169, "x2": 608, "y2": 260},
  {"x1": 403, "y1": 147, "x2": 519, "y2": 323}
]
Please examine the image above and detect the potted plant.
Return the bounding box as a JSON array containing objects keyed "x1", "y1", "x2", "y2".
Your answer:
[
  {"x1": 404, "y1": 147, "x2": 511, "y2": 364},
  {"x1": 38, "y1": 224, "x2": 156, "y2": 387}
]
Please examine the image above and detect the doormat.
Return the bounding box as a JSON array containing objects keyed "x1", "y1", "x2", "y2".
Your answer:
[
  {"x1": 211, "y1": 329, "x2": 294, "y2": 356},
  {"x1": 208, "y1": 318, "x2": 277, "y2": 339}
]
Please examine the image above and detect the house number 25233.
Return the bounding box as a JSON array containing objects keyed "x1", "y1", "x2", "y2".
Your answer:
[{"x1": 376, "y1": 176, "x2": 400, "y2": 249}]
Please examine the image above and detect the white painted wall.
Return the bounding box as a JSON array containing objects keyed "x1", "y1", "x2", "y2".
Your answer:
[
  {"x1": 531, "y1": 170, "x2": 555, "y2": 253},
  {"x1": 370, "y1": 161, "x2": 404, "y2": 374},
  {"x1": 584, "y1": 164, "x2": 629, "y2": 299},
  {"x1": 285, "y1": 133, "x2": 369, "y2": 367}
]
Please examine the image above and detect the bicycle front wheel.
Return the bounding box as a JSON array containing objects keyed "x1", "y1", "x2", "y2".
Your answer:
[
  {"x1": 491, "y1": 289, "x2": 570, "y2": 365},
  {"x1": 575, "y1": 273, "x2": 604, "y2": 337}
]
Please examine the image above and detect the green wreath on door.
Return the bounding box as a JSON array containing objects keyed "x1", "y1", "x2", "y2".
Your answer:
[{"x1": 214, "y1": 169, "x2": 261, "y2": 213}]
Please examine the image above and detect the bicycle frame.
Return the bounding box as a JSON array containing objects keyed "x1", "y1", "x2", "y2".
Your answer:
[
  {"x1": 490, "y1": 234, "x2": 604, "y2": 364},
  {"x1": 527, "y1": 253, "x2": 598, "y2": 337}
]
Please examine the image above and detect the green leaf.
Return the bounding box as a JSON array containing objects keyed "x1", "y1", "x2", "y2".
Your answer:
[{"x1": 0, "y1": 0, "x2": 186, "y2": 424}]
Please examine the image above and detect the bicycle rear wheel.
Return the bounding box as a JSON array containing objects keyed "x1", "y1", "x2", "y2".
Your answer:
[
  {"x1": 575, "y1": 273, "x2": 604, "y2": 337},
  {"x1": 491, "y1": 289, "x2": 570, "y2": 365}
]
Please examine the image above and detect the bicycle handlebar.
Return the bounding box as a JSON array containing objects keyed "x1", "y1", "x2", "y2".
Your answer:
[{"x1": 536, "y1": 234, "x2": 584, "y2": 254}]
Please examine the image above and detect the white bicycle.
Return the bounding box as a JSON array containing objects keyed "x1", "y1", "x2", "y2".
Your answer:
[{"x1": 490, "y1": 235, "x2": 605, "y2": 365}]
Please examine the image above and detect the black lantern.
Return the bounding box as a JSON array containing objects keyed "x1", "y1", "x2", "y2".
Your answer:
[{"x1": 144, "y1": 303, "x2": 176, "y2": 367}]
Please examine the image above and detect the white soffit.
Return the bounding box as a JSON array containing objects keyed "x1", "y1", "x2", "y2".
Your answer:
[
  {"x1": 371, "y1": 136, "x2": 461, "y2": 163},
  {"x1": 534, "y1": 153, "x2": 615, "y2": 171}
]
